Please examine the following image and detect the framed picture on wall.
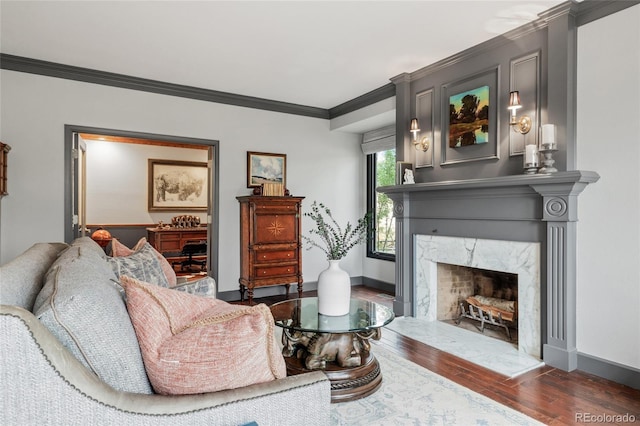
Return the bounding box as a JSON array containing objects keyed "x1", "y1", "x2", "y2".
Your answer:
[
  {"x1": 148, "y1": 159, "x2": 208, "y2": 211},
  {"x1": 247, "y1": 151, "x2": 286, "y2": 188},
  {"x1": 441, "y1": 66, "x2": 500, "y2": 165}
]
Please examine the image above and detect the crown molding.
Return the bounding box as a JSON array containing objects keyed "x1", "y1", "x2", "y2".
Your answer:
[
  {"x1": 573, "y1": 0, "x2": 640, "y2": 26},
  {"x1": 2, "y1": 1, "x2": 635, "y2": 121},
  {"x1": 408, "y1": 0, "x2": 637, "y2": 83},
  {"x1": 328, "y1": 83, "x2": 396, "y2": 119},
  {"x1": 409, "y1": 18, "x2": 549, "y2": 82},
  {"x1": 0, "y1": 54, "x2": 330, "y2": 119}
]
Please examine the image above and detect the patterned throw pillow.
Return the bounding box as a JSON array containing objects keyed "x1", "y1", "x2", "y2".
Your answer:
[
  {"x1": 120, "y1": 275, "x2": 286, "y2": 395},
  {"x1": 111, "y1": 238, "x2": 177, "y2": 287},
  {"x1": 108, "y1": 243, "x2": 170, "y2": 288}
]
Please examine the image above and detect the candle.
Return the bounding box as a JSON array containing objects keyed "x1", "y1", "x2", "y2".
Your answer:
[
  {"x1": 541, "y1": 124, "x2": 556, "y2": 149},
  {"x1": 525, "y1": 144, "x2": 539, "y2": 166}
]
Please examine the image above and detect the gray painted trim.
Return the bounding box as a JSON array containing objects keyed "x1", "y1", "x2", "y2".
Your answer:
[
  {"x1": 574, "y1": 0, "x2": 640, "y2": 26},
  {"x1": 379, "y1": 171, "x2": 600, "y2": 372},
  {"x1": 577, "y1": 352, "x2": 640, "y2": 390},
  {"x1": 0, "y1": 54, "x2": 329, "y2": 119},
  {"x1": 328, "y1": 83, "x2": 396, "y2": 118},
  {"x1": 406, "y1": 0, "x2": 635, "y2": 84},
  {"x1": 409, "y1": 19, "x2": 548, "y2": 82}
]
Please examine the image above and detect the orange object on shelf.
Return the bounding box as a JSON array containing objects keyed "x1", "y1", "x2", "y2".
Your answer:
[{"x1": 91, "y1": 228, "x2": 112, "y2": 248}]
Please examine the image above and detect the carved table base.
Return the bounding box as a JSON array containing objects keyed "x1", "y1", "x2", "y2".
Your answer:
[{"x1": 281, "y1": 329, "x2": 383, "y2": 403}]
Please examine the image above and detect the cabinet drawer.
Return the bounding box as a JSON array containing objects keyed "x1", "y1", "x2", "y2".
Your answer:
[
  {"x1": 253, "y1": 250, "x2": 296, "y2": 263},
  {"x1": 158, "y1": 240, "x2": 182, "y2": 252},
  {"x1": 254, "y1": 264, "x2": 297, "y2": 278}
]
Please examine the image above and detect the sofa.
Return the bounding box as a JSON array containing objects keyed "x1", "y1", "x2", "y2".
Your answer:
[{"x1": 0, "y1": 237, "x2": 330, "y2": 425}]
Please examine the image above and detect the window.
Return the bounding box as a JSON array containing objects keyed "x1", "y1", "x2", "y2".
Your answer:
[{"x1": 367, "y1": 148, "x2": 396, "y2": 261}]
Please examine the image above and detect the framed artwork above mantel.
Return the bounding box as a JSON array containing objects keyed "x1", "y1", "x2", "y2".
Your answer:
[{"x1": 441, "y1": 66, "x2": 500, "y2": 166}]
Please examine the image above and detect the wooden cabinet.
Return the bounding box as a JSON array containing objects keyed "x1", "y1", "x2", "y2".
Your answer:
[
  {"x1": 146, "y1": 227, "x2": 207, "y2": 254},
  {"x1": 237, "y1": 196, "x2": 304, "y2": 304}
]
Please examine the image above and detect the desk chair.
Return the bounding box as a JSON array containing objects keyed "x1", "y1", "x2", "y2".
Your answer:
[{"x1": 172, "y1": 240, "x2": 207, "y2": 272}]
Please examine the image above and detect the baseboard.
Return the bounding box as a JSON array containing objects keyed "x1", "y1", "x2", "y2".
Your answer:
[
  {"x1": 216, "y1": 283, "x2": 318, "y2": 302},
  {"x1": 216, "y1": 275, "x2": 388, "y2": 302},
  {"x1": 361, "y1": 276, "x2": 395, "y2": 294},
  {"x1": 543, "y1": 344, "x2": 578, "y2": 371},
  {"x1": 577, "y1": 352, "x2": 640, "y2": 390}
]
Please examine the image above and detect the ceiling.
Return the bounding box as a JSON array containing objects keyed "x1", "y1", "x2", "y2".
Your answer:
[{"x1": 1, "y1": 0, "x2": 565, "y2": 111}]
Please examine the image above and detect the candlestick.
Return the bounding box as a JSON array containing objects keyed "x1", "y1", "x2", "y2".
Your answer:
[{"x1": 538, "y1": 147, "x2": 558, "y2": 174}]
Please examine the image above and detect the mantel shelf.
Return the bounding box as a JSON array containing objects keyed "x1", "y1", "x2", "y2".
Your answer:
[{"x1": 378, "y1": 170, "x2": 600, "y2": 195}]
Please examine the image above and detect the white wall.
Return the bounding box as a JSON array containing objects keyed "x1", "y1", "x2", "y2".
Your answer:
[
  {"x1": 0, "y1": 71, "x2": 366, "y2": 294},
  {"x1": 85, "y1": 140, "x2": 208, "y2": 225},
  {"x1": 576, "y1": 4, "x2": 640, "y2": 369}
]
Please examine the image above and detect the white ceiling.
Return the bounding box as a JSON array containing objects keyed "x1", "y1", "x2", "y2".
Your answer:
[{"x1": 0, "y1": 0, "x2": 565, "y2": 110}]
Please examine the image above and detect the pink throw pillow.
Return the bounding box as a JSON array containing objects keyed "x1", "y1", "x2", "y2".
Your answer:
[
  {"x1": 111, "y1": 238, "x2": 177, "y2": 287},
  {"x1": 120, "y1": 276, "x2": 287, "y2": 395}
]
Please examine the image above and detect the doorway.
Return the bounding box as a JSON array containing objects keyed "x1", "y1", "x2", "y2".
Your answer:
[{"x1": 64, "y1": 125, "x2": 219, "y2": 283}]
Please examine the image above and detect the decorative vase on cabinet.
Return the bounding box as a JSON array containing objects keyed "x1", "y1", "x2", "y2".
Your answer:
[{"x1": 317, "y1": 260, "x2": 351, "y2": 316}]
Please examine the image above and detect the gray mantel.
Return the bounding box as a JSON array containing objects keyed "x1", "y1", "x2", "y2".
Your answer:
[{"x1": 378, "y1": 170, "x2": 600, "y2": 371}]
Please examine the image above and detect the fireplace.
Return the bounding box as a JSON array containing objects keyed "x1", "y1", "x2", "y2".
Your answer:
[
  {"x1": 379, "y1": 171, "x2": 599, "y2": 371},
  {"x1": 416, "y1": 236, "x2": 539, "y2": 357},
  {"x1": 437, "y1": 263, "x2": 518, "y2": 342}
]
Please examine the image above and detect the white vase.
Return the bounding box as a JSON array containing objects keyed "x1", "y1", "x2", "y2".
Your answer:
[{"x1": 317, "y1": 260, "x2": 351, "y2": 316}]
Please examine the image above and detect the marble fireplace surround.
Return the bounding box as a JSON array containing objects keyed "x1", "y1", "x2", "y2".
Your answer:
[
  {"x1": 378, "y1": 171, "x2": 599, "y2": 371},
  {"x1": 415, "y1": 235, "x2": 540, "y2": 358}
]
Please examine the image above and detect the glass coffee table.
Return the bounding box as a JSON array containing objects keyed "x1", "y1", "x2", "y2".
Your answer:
[{"x1": 270, "y1": 297, "x2": 394, "y2": 403}]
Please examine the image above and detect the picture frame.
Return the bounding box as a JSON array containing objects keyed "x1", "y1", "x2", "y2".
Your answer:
[
  {"x1": 396, "y1": 161, "x2": 414, "y2": 185},
  {"x1": 415, "y1": 88, "x2": 435, "y2": 169},
  {"x1": 148, "y1": 159, "x2": 208, "y2": 211},
  {"x1": 247, "y1": 151, "x2": 286, "y2": 189},
  {"x1": 441, "y1": 66, "x2": 500, "y2": 165}
]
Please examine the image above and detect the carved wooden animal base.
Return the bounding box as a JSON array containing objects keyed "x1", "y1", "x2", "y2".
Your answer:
[
  {"x1": 285, "y1": 350, "x2": 381, "y2": 403},
  {"x1": 281, "y1": 329, "x2": 382, "y2": 403}
]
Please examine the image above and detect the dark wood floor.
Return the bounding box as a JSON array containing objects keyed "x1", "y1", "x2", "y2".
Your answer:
[{"x1": 245, "y1": 285, "x2": 640, "y2": 426}]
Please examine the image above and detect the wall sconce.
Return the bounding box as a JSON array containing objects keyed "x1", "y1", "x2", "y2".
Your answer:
[
  {"x1": 508, "y1": 91, "x2": 532, "y2": 134},
  {"x1": 409, "y1": 118, "x2": 430, "y2": 151}
]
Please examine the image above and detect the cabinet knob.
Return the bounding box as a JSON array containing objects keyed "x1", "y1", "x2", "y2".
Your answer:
[
  {"x1": 287, "y1": 253, "x2": 291, "y2": 257},
  {"x1": 263, "y1": 255, "x2": 267, "y2": 258}
]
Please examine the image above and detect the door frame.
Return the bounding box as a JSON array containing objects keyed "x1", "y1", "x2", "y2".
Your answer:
[{"x1": 63, "y1": 124, "x2": 220, "y2": 282}]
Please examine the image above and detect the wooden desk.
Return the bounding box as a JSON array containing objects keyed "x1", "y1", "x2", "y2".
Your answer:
[{"x1": 146, "y1": 227, "x2": 207, "y2": 255}]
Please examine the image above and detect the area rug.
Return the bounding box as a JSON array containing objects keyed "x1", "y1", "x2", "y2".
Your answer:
[{"x1": 330, "y1": 342, "x2": 544, "y2": 425}]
